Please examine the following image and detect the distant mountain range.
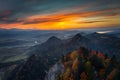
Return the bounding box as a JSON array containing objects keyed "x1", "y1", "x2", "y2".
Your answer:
[
  {"x1": 0, "y1": 30, "x2": 120, "y2": 80},
  {"x1": 26, "y1": 32, "x2": 120, "y2": 58}
]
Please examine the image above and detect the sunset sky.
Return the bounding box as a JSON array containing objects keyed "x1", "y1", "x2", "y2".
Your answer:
[{"x1": 0, "y1": 0, "x2": 120, "y2": 30}]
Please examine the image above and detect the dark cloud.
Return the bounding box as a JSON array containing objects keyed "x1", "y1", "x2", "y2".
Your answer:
[
  {"x1": 23, "y1": 18, "x2": 61, "y2": 24},
  {"x1": 83, "y1": 21, "x2": 107, "y2": 23}
]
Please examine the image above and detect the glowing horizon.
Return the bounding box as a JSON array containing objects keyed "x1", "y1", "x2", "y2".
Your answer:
[{"x1": 0, "y1": 0, "x2": 120, "y2": 30}]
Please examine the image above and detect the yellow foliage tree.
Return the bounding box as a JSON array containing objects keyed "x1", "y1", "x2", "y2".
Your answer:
[
  {"x1": 70, "y1": 50, "x2": 79, "y2": 60},
  {"x1": 85, "y1": 60, "x2": 94, "y2": 80},
  {"x1": 85, "y1": 60, "x2": 92, "y2": 73},
  {"x1": 63, "y1": 68, "x2": 71, "y2": 80},
  {"x1": 72, "y1": 58, "x2": 78, "y2": 71}
]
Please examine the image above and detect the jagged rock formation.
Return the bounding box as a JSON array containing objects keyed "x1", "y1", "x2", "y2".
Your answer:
[{"x1": 45, "y1": 62, "x2": 65, "y2": 80}]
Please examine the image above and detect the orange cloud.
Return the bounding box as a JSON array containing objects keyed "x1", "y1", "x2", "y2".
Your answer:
[{"x1": 0, "y1": 7, "x2": 120, "y2": 30}]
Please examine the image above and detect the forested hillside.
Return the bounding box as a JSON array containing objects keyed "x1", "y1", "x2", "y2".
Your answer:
[{"x1": 45, "y1": 47, "x2": 120, "y2": 80}]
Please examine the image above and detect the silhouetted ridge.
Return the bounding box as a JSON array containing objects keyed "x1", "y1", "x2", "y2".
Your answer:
[
  {"x1": 71, "y1": 33, "x2": 89, "y2": 43},
  {"x1": 71, "y1": 33, "x2": 83, "y2": 41},
  {"x1": 73, "y1": 33, "x2": 82, "y2": 38},
  {"x1": 46, "y1": 36, "x2": 61, "y2": 43},
  {"x1": 6, "y1": 54, "x2": 47, "y2": 80}
]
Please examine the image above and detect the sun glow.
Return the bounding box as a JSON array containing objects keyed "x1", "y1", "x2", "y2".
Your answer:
[
  {"x1": 0, "y1": 7, "x2": 119, "y2": 30},
  {"x1": 57, "y1": 22, "x2": 67, "y2": 25}
]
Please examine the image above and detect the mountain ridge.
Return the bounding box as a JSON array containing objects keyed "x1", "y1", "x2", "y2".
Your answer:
[{"x1": 1, "y1": 32, "x2": 120, "y2": 80}]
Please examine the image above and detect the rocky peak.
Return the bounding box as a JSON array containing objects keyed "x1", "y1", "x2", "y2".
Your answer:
[{"x1": 47, "y1": 36, "x2": 61, "y2": 43}]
